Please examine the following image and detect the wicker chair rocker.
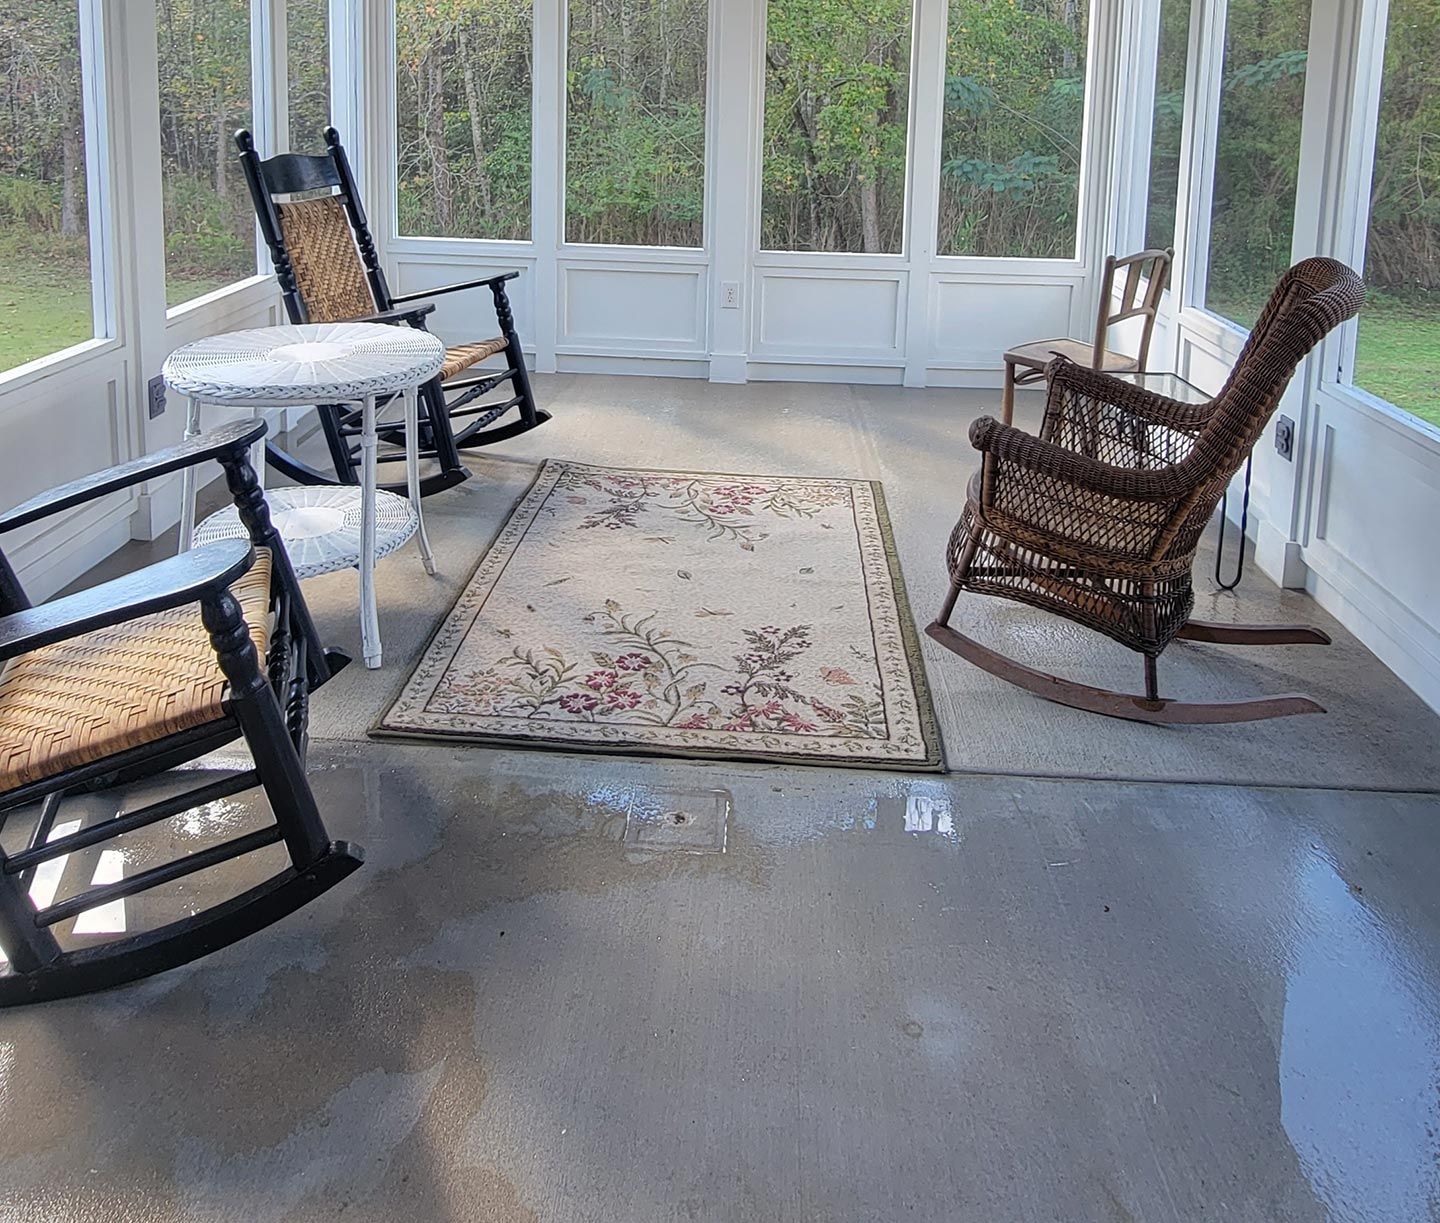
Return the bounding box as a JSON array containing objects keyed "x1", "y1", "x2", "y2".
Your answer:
[
  {"x1": 236, "y1": 127, "x2": 548, "y2": 497},
  {"x1": 0, "y1": 421, "x2": 362, "y2": 1004},
  {"x1": 928, "y1": 257, "x2": 1365, "y2": 725}
]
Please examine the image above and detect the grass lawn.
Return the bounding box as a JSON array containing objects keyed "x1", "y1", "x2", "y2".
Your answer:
[
  {"x1": 1354, "y1": 304, "x2": 1440, "y2": 429},
  {"x1": 0, "y1": 245, "x2": 234, "y2": 374}
]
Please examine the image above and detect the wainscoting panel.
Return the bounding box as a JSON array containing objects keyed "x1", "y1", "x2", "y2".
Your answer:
[
  {"x1": 754, "y1": 270, "x2": 905, "y2": 359},
  {"x1": 928, "y1": 277, "x2": 1076, "y2": 369},
  {"x1": 560, "y1": 263, "x2": 708, "y2": 352}
]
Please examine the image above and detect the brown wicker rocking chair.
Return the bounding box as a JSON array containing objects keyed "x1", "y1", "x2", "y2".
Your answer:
[
  {"x1": 928, "y1": 257, "x2": 1365, "y2": 725},
  {"x1": 236, "y1": 127, "x2": 548, "y2": 496}
]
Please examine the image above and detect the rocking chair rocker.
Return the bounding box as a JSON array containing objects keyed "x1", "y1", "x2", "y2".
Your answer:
[
  {"x1": 928, "y1": 257, "x2": 1365, "y2": 725},
  {"x1": 236, "y1": 127, "x2": 549, "y2": 496},
  {"x1": 0, "y1": 421, "x2": 361, "y2": 1003}
]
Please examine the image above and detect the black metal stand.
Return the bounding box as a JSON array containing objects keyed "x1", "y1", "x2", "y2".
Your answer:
[{"x1": 1215, "y1": 453, "x2": 1253, "y2": 592}]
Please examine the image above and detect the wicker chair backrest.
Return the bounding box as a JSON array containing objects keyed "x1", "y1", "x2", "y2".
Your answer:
[
  {"x1": 1159, "y1": 257, "x2": 1364, "y2": 559},
  {"x1": 275, "y1": 195, "x2": 378, "y2": 324}
]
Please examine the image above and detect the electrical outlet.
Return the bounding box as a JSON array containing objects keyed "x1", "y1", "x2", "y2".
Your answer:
[
  {"x1": 721, "y1": 281, "x2": 740, "y2": 309},
  {"x1": 147, "y1": 374, "x2": 167, "y2": 419},
  {"x1": 1274, "y1": 414, "x2": 1295, "y2": 460}
]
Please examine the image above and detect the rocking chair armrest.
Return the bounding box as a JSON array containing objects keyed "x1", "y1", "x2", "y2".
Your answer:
[
  {"x1": 0, "y1": 420, "x2": 268, "y2": 536},
  {"x1": 354, "y1": 304, "x2": 436, "y2": 328},
  {"x1": 1045, "y1": 358, "x2": 1214, "y2": 432},
  {"x1": 0, "y1": 540, "x2": 256, "y2": 663},
  {"x1": 969, "y1": 416, "x2": 1188, "y2": 503},
  {"x1": 389, "y1": 270, "x2": 520, "y2": 304}
]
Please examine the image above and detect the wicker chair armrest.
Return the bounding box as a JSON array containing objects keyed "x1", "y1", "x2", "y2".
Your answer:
[
  {"x1": 390, "y1": 270, "x2": 520, "y2": 304},
  {"x1": 0, "y1": 540, "x2": 255, "y2": 662},
  {"x1": 1045, "y1": 358, "x2": 1214, "y2": 432},
  {"x1": 0, "y1": 420, "x2": 267, "y2": 536},
  {"x1": 969, "y1": 416, "x2": 1187, "y2": 503},
  {"x1": 354, "y1": 304, "x2": 436, "y2": 328}
]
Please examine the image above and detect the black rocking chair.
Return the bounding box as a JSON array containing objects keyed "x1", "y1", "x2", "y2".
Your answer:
[
  {"x1": 0, "y1": 421, "x2": 362, "y2": 1004},
  {"x1": 236, "y1": 126, "x2": 549, "y2": 496}
]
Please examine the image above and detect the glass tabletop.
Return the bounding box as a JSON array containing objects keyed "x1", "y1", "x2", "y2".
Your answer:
[{"x1": 1110, "y1": 369, "x2": 1211, "y2": 406}]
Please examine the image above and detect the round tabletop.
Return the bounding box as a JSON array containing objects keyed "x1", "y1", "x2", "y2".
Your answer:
[{"x1": 161, "y1": 322, "x2": 446, "y2": 404}]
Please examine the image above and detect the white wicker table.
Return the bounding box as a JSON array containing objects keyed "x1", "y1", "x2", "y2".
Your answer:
[{"x1": 162, "y1": 322, "x2": 447, "y2": 669}]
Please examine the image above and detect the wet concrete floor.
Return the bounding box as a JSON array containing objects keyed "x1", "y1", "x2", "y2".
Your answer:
[
  {"x1": 3, "y1": 739, "x2": 1439, "y2": 1221},
  {"x1": 9, "y1": 374, "x2": 1440, "y2": 1220}
]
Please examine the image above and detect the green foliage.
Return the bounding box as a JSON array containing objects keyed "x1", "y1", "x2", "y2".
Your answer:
[
  {"x1": 395, "y1": 0, "x2": 534, "y2": 240},
  {"x1": 154, "y1": 0, "x2": 257, "y2": 293},
  {"x1": 565, "y1": 0, "x2": 708, "y2": 246},
  {"x1": 762, "y1": 0, "x2": 911, "y2": 253},
  {"x1": 937, "y1": 0, "x2": 1089, "y2": 258}
]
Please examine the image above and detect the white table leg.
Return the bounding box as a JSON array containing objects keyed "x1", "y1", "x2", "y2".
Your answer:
[
  {"x1": 405, "y1": 386, "x2": 436, "y2": 576},
  {"x1": 359, "y1": 393, "x2": 382, "y2": 669},
  {"x1": 253, "y1": 411, "x2": 267, "y2": 490},
  {"x1": 178, "y1": 395, "x2": 202, "y2": 552}
]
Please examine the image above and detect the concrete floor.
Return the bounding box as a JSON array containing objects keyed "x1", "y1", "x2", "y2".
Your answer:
[{"x1": 7, "y1": 375, "x2": 1440, "y2": 1221}]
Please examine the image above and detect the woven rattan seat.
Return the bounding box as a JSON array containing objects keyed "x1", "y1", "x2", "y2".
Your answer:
[
  {"x1": 440, "y1": 337, "x2": 508, "y2": 381},
  {"x1": 0, "y1": 551, "x2": 272, "y2": 793}
]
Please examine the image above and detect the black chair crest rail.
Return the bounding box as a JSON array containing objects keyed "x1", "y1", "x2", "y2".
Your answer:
[
  {"x1": 0, "y1": 421, "x2": 361, "y2": 1004},
  {"x1": 236, "y1": 126, "x2": 548, "y2": 496}
]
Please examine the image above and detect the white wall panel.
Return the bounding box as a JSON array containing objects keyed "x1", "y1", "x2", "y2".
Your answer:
[
  {"x1": 560, "y1": 264, "x2": 707, "y2": 352},
  {"x1": 754, "y1": 272, "x2": 904, "y2": 357},
  {"x1": 929, "y1": 279, "x2": 1076, "y2": 367}
]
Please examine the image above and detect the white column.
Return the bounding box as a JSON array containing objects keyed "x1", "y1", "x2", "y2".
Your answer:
[
  {"x1": 901, "y1": 0, "x2": 948, "y2": 387},
  {"x1": 706, "y1": 0, "x2": 763, "y2": 383},
  {"x1": 532, "y1": 0, "x2": 563, "y2": 374}
]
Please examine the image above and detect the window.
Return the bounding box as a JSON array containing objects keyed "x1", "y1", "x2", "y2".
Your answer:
[
  {"x1": 937, "y1": 0, "x2": 1089, "y2": 259},
  {"x1": 762, "y1": 0, "x2": 911, "y2": 254},
  {"x1": 287, "y1": 0, "x2": 330, "y2": 150},
  {"x1": 1203, "y1": 0, "x2": 1310, "y2": 327},
  {"x1": 1353, "y1": 0, "x2": 1439, "y2": 429},
  {"x1": 566, "y1": 0, "x2": 707, "y2": 248},
  {"x1": 395, "y1": 0, "x2": 533, "y2": 241},
  {"x1": 0, "y1": 4, "x2": 102, "y2": 373},
  {"x1": 1144, "y1": 0, "x2": 1190, "y2": 253},
  {"x1": 156, "y1": 0, "x2": 257, "y2": 308}
]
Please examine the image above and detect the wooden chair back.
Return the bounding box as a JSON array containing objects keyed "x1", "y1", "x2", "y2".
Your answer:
[
  {"x1": 1091, "y1": 247, "x2": 1173, "y2": 370},
  {"x1": 236, "y1": 127, "x2": 392, "y2": 325}
]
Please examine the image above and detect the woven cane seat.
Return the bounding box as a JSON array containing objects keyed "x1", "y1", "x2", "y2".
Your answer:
[
  {"x1": 0, "y1": 551, "x2": 273, "y2": 794},
  {"x1": 1005, "y1": 338, "x2": 1139, "y2": 376},
  {"x1": 441, "y1": 337, "x2": 508, "y2": 382}
]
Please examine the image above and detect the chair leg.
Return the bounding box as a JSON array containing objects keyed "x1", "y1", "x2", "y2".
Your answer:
[{"x1": 202, "y1": 587, "x2": 331, "y2": 868}]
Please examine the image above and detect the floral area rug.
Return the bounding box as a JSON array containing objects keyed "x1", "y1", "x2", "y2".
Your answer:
[{"x1": 375, "y1": 461, "x2": 943, "y2": 771}]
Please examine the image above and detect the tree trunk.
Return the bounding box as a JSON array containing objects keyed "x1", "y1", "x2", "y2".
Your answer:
[
  {"x1": 458, "y1": 23, "x2": 494, "y2": 218},
  {"x1": 420, "y1": 46, "x2": 454, "y2": 231},
  {"x1": 215, "y1": 109, "x2": 229, "y2": 201},
  {"x1": 60, "y1": 54, "x2": 82, "y2": 238},
  {"x1": 860, "y1": 175, "x2": 881, "y2": 254}
]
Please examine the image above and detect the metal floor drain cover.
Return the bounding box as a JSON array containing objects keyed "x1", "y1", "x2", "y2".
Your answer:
[{"x1": 623, "y1": 788, "x2": 731, "y2": 853}]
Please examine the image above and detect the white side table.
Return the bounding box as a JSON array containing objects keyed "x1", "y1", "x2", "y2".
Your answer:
[{"x1": 162, "y1": 322, "x2": 447, "y2": 669}]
